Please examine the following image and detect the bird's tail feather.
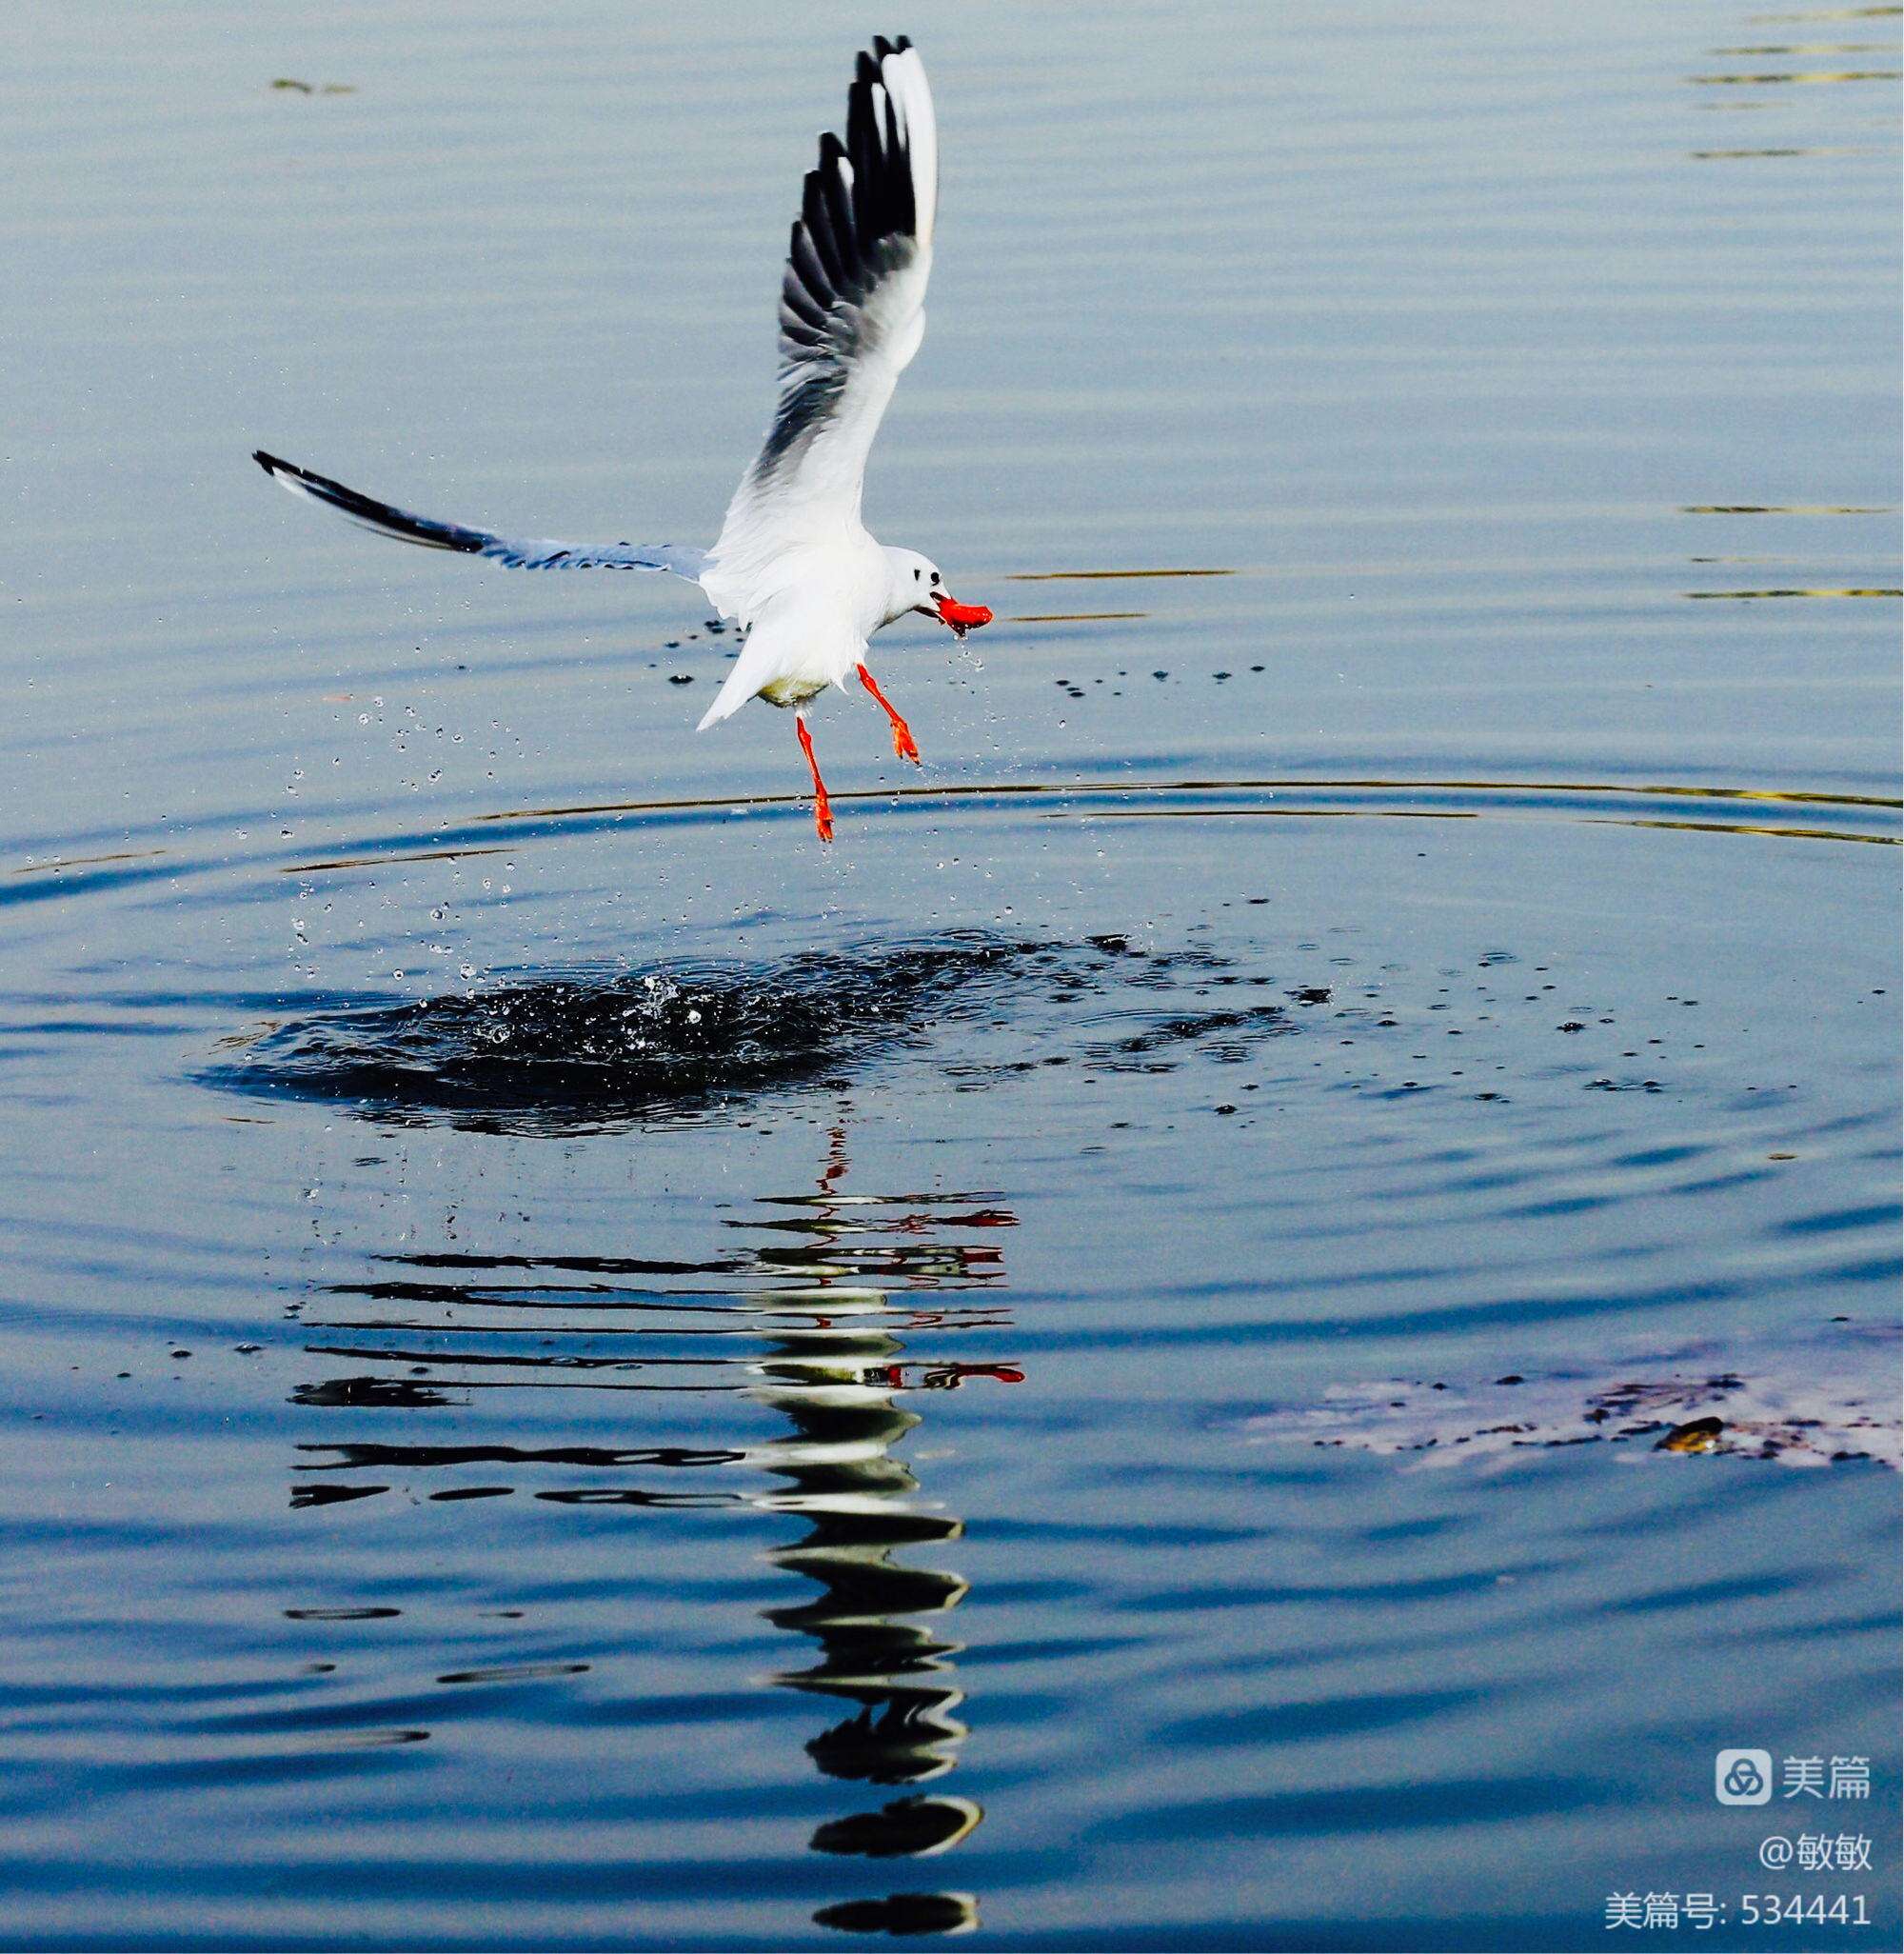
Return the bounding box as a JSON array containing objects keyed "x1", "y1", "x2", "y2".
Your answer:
[{"x1": 697, "y1": 663, "x2": 761, "y2": 730}]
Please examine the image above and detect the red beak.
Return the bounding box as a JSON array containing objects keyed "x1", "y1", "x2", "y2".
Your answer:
[{"x1": 934, "y1": 592, "x2": 994, "y2": 639}]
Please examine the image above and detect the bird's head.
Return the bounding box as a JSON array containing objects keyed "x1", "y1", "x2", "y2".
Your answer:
[{"x1": 883, "y1": 548, "x2": 994, "y2": 639}]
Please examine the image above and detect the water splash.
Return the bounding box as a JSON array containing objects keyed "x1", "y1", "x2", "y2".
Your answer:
[{"x1": 203, "y1": 935, "x2": 1043, "y2": 1132}]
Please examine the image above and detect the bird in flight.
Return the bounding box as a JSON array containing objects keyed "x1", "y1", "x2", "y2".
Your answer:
[{"x1": 254, "y1": 34, "x2": 992, "y2": 843}]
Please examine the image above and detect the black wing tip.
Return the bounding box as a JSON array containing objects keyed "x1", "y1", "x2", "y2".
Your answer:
[
  {"x1": 254, "y1": 449, "x2": 330, "y2": 495},
  {"x1": 844, "y1": 37, "x2": 919, "y2": 244},
  {"x1": 249, "y1": 449, "x2": 486, "y2": 555},
  {"x1": 856, "y1": 36, "x2": 912, "y2": 82},
  {"x1": 253, "y1": 448, "x2": 336, "y2": 496}
]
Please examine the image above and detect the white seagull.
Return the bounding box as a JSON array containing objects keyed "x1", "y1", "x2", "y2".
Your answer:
[{"x1": 254, "y1": 33, "x2": 993, "y2": 843}]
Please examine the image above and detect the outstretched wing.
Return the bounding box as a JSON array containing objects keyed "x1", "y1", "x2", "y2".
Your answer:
[
  {"x1": 705, "y1": 36, "x2": 937, "y2": 603},
  {"x1": 253, "y1": 451, "x2": 707, "y2": 580}
]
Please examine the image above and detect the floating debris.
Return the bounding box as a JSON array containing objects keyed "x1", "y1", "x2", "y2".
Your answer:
[{"x1": 1243, "y1": 1324, "x2": 1899, "y2": 1468}]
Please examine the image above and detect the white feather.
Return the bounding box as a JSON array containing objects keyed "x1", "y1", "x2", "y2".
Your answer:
[{"x1": 700, "y1": 43, "x2": 939, "y2": 642}]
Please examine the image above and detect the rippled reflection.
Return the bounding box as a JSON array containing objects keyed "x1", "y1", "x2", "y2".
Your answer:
[
  {"x1": 268, "y1": 777, "x2": 1899, "y2": 878},
  {"x1": 288, "y1": 1124, "x2": 1015, "y2": 1932}
]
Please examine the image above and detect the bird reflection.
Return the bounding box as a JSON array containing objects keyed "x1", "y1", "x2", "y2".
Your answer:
[
  {"x1": 724, "y1": 1127, "x2": 1011, "y2": 1914},
  {"x1": 289, "y1": 1122, "x2": 1017, "y2": 1936}
]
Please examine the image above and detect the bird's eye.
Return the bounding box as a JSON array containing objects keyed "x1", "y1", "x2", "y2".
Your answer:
[{"x1": 930, "y1": 571, "x2": 941, "y2": 585}]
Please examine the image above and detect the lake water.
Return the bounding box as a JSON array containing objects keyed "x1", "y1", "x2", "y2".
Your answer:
[{"x1": 1, "y1": 3, "x2": 1898, "y2": 1947}]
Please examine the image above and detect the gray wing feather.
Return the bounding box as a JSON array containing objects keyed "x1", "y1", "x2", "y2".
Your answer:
[{"x1": 253, "y1": 451, "x2": 707, "y2": 580}]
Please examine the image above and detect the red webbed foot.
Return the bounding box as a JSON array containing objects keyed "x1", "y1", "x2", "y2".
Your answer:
[
  {"x1": 795, "y1": 712, "x2": 834, "y2": 843},
  {"x1": 858, "y1": 664, "x2": 922, "y2": 767}
]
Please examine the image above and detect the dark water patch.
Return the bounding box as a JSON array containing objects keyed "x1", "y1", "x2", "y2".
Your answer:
[
  {"x1": 1091, "y1": 1001, "x2": 1294, "y2": 1063},
  {"x1": 199, "y1": 933, "x2": 1378, "y2": 1132},
  {"x1": 201, "y1": 935, "x2": 1045, "y2": 1134}
]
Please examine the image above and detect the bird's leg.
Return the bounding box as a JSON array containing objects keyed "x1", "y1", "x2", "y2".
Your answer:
[
  {"x1": 795, "y1": 710, "x2": 833, "y2": 843},
  {"x1": 857, "y1": 664, "x2": 921, "y2": 765}
]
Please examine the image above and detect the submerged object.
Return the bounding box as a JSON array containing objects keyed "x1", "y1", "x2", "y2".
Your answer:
[
  {"x1": 1243, "y1": 1322, "x2": 1899, "y2": 1469},
  {"x1": 1656, "y1": 1416, "x2": 1725, "y2": 1454}
]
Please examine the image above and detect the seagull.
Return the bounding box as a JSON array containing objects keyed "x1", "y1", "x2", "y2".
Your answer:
[{"x1": 253, "y1": 33, "x2": 993, "y2": 844}]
